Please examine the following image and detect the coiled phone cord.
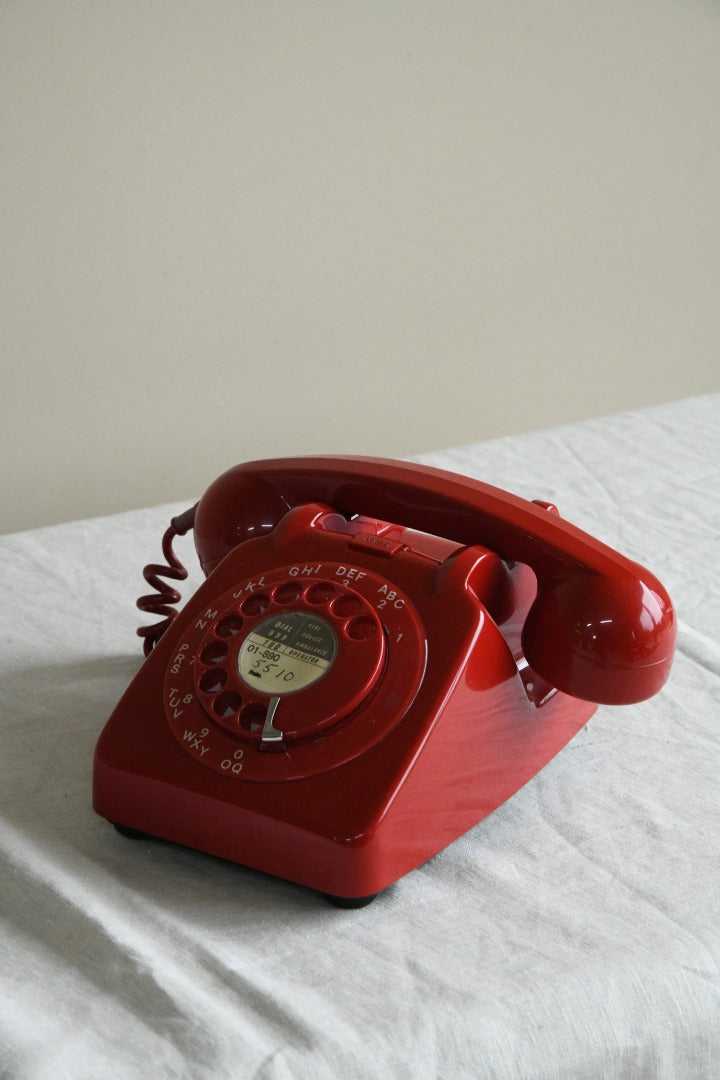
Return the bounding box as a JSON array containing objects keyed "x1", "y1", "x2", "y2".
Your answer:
[{"x1": 136, "y1": 505, "x2": 197, "y2": 656}]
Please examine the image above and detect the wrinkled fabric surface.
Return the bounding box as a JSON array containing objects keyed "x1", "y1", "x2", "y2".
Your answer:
[{"x1": 1, "y1": 394, "x2": 718, "y2": 1079}]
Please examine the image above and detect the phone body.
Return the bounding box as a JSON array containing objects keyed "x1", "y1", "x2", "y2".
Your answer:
[{"x1": 93, "y1": 457, "x2": 675, "y2": 905}]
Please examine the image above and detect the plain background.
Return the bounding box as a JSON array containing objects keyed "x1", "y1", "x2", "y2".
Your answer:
[{"x1": 2, "y1": 1, "x2": 719, "y2": 534}]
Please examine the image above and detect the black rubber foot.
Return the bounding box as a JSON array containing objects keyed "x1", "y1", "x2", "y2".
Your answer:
[
  {"x1": 112, "y1": 822, "x2": 151, "y2": 840},
  {"x1": 323, "y1": 892, "x2": 378, "y2": 909}
]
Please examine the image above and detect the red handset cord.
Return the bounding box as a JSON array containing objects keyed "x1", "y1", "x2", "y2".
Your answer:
[{"x1": 136, "y1": 506, "x2": 196, "y2": 656}]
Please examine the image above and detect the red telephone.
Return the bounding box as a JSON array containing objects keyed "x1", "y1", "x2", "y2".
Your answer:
[{"x1": 93, "y1": 457, "x2": 675, "y2": 906}]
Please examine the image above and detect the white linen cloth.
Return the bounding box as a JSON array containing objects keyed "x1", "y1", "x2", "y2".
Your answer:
[{"x1": 1, "y1": 394, "x2": 718, "y2": 1079}]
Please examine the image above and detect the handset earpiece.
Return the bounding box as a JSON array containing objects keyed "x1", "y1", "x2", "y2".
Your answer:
[
  {"x1": 193, "y1": 470, "x2": 293, "y2": 576},
  {"x1": 191, "y1": 456, "x2": 675, "y2": 706},
  {"x1": 521, "y1": 567, "x2": 673, "y2": 705}
]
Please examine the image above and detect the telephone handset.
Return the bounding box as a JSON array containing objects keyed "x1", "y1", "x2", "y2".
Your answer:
[{"x1": 94, "y1": 456, "x2": 675, "y2": 906}]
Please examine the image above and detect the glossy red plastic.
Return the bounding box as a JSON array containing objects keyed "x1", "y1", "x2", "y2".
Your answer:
[{"x1": 93, "y1": 456, "x2": 676, "y2": 902}]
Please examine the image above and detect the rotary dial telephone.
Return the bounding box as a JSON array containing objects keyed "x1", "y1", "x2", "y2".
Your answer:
[{"x1": 93, "y1": 457, "x2": 675, "y2": 906}]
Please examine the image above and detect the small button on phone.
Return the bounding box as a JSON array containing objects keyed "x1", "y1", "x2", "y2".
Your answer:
[{"x1": 348, "y1": 535, "x2": 404, "y2": 558}]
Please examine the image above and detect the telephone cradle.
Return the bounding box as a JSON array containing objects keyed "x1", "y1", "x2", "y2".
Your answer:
[{"x1": 93, "y1": 456, "x2": 675, "y2": 907}]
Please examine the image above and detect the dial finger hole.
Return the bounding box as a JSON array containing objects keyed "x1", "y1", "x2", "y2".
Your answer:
[
  {"x1": 201, "y1": 641, "x2": 228, "y2": 665},
  {"x1": 216, "y1": 613, "x2": 244, "y2": 637},
  {"x1": 199, "y1": 668, "x2": 227, "y2": 693},
  {"x1": 241, "y1": 594, "x2": 270, "y2": 617},
  {"x1": 213, "y1": 690, "x2": 243, "y2": 719},
  {"x1": 239, "y1": 703, "x2": 266, "y2": 733},
  {"x1": 274, "y1": 582, "x2": 302, "y2": 605},
  {"x1": 346, "y1": 616, "x2": 378, "y2": 641},
  {"x1": 331, "y1": 594, "x2": 363, "y2": 618},
  {"x1": 306, "y1": 583, "x2": 335, "y2": 605}
]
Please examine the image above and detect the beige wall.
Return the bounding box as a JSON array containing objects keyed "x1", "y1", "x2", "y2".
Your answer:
[{"x1": 3, "y1": 2, "x2": 719, "y2": 533}]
